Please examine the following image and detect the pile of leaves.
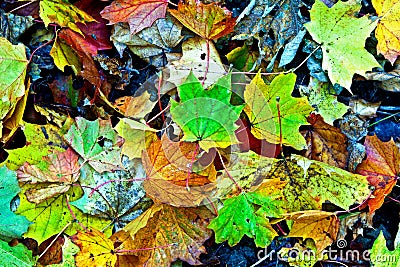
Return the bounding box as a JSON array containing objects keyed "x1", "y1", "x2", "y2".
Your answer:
[{"x1": 1, "y1": 0, "x2": 400, "y2": 266}]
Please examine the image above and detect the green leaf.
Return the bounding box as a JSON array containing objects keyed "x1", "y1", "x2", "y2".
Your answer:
[
  {"x1": 226, "y1": 44, "x2": 258, "y2": 72},
  {"x1": 39, "y1": 0, "x2": 95, "y2": 35},
  {"x1": 4, "y1": 122, "x2": 66, "y2": 171},
  {"x1": 170, "y1": 72, "x2": 244, "y2": 152},
  {"x1": 305, "y1": 0, "x2": 380, "y2": 91},
  {"x1": 16, "y1": 186, "x2": 112, "y2": 244},
  {"x1": 64, "y1": 118, "x2": 122, "y2": 173},
  {"x1": 0, "y1": 37, "x2": 28, "y2": 138},
  {"x1": 244, "y1": 72, "x2": 313, "y2": 150},
  {"x1": 299, "y1": 78, "x2": 349, "y2": 125},
  {"x1": 0, "y1": 166, "x2": 31, "y2": 241},
  {"x1": 208, "y1": 189, "x2": 282, "y2": 247},
  {"x1": 50, "y1": 35, "x2": 82, "y2": 75},
  {"x1": 371, "y1": 231, "x2": 400, "y2": 267},
  {"x1": 0, "y1": 240, "x2": 34, "y2": 267}
]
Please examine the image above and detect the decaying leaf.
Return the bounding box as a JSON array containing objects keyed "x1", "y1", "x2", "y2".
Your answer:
[
  {"x1": 64, "y1": 117, "x2": 122, "y2": 173},
  {"x1": 301, "y1": 114, "x2": 348, "y2": 168},
  {"x1": 356, "y1": 134, "x2": 399, "y2": 213},
  {"x1": 285, "y1": 210, "x2": 339, "y2": 252},
  {"x1": 372, "y1": 0, "x2": 400, "y2": 64},
  {"x1": 244, "y1": 72, "x2": 313, "y2": 150},
  {"x1": 169, "y1": 1, "x2": 236, "y2": 40},
  {"x1": 305, "y1": 0, "x2": 380, "y2": 91},
  {"x1": 170, "y1": 72, "x2": 243, "y2": 152},
  {"x1": 116, "y1": 203, "x2": 214, "y2": 266},
  {"x1": 101, "y1": 0, "x2": 168, "y2": 34},
  {"x1": 39, "y1": 0, "x2": 96, "y2": 35}
]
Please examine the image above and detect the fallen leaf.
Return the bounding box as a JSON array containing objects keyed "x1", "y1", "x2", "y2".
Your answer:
[
  {"x1": 50, "y1": 237, "x2": 80, "y2": 267},
  {"x1": 305, "y1": 0, "x2": 380, "y2": 91},
  {"x1": 0, "y1": 166, "x2": 31, "y2": 241},
  {"x1": 72, "y1": 228, "x2": 117, "y2": 267},
  {"x1": 301, "y1": 113, "x2": 348, "y2": 168},
  {"x1": 370, "y1": 231, "x2": 400, "y2": 267},
  {"x1": 226, "y1": 44, "x2": 258, "y2": 72},
  {"x1": 0, "y1": 37, "x2": 28, "y2": 140},
  {"x1": 17, "y1": 148, "x2": 80, "y2": 203},
  {"x1": 0, "y1": 239, "x2": 34, "y2": 267},
  {"x1": 0, "y1": 9, "x2": 34, "y2": 45},
  {"x1": 299, "y1": 78, "x2": 349, "y2": 125},
  {"x1": 113, "y1": 91, "x2": 154, "y2": 119},
  {"x1": 39, "y1": 0, "x2": 96, "y2": 35},
  {"x1": 349, "y1": 98, "x2": 380, "y2": 119},
  {"x1": 170, "y1": 72, "x2": 244, "y2": 152},
  {"x1": 101, "y1": 0, "x2": 168, "y2": 34},
  {"x1": 169, "y1": 2, "x2": 236, "y2": 40},
  {"x1": 64, "y1": 117, "x2": 122, "y2": 173},
  {"x1": 244, "y1": 72, "x2": 313, "y2": 150},
  {"x1": 110, "y1": 14, "x2": 183, "y2": 67},
  {"x1": 50, "y1": 34, "x2": 82, "y2": 75},
  {"x1": 208, "y1": 182, "x2": 285, "y2": 247},
  {"x1": 37, "y1": 235, "x2": 64, "y2": 265},
  {"x1": 285, "y1": 210, "x2": 339, "y2": 252},
  {"x1": 117, "y1": 203, "x2": 214, "y2": 266},
  {"x1": 372, "y1": 0, "x2": 400, "y2": 64},
  {"x1": 356, "y1": 134, "x2": 399, "y2": 213}
]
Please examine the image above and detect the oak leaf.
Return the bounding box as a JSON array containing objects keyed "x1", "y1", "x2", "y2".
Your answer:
[
  {"x1": 356, "y1": 134, "x2": 399, "y2": 213},
  {"x1": 301, "y1": 113, "x2": 348, "y2": 168},
  {"x1": 115, "y1": 203, "x2": 213, "y2": 266},
  {"x1": 285, "y1": 210, "x2": 339, "y2": 252},
  {"x1": 305, "y1": 0, "x2": 380, "y2": 91},
  {"x1": 169, "y1": 2, "x2": 236, "y2": 40},
  {"x1": 101, "y1": 0, "x2": 168, "y2": 34},
  {"x1": 372, "y1": 0, "x2": 400, "y2": 64}
]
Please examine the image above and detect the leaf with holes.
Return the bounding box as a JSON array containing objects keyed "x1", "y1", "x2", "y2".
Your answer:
[
  {"x1": 305, "y1": 0, "x2": 380, "y2": 91},
  {"x1": 64, "y1": 117, "x2": 122, "y2": 173},
  {"x1": 170, "y1": 72, "x2": 244, "y2": 152},
  {"x1": 169, "y1": 1, "x2": 236, "y2": 40},
  {"x1": 115, "y1": 203, "x2": 214, "y2": 266},
  {"x1": 244, "y1": 72, "x2": 313, "y2": 150},
  {"x1": 356, "y1": 134, "x2": 399, "y2": 213},
  {"x1": 101, "y1": 0, "x2": 168, "y2": 34}
]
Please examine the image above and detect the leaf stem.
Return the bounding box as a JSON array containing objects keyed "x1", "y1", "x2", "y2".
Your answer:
[
  {"x1": 186, "y1": 142, "x2": 200, "y2": 191},
  {"x1": 37, "y1": 221, "x2": 72, "y2": 260},
  {"x1": 157, "y1": 71, "x2": 165, "y2": 122},
  {"x1": 202, "y1": 39, "x2": 211, "y2": 86},
  {"x1": 334, "y1": 191, "x2": 373, "y2": 216},
  {"x1": 66, "y1": 195, "x2": 88, "y2": 231},
  {"x1": 217, "y1": 149, "x2": 243, "y2": 192},
  {"x1": 8, "y1": 0, "x2": 38, "y2": 14}
]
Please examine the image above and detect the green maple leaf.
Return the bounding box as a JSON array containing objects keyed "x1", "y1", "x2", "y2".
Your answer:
[
  {"x1": 0, "y1": 166, "x2": 31, "y2": 241},
  {"x1": 64, "y1": 117, "x2": 122, "y2": 173},
  {"x1": 0, "y1": 239, "x2": 34, "y2": 267},
  {"x1": 208, "y1": 188, "x2": 283, "y2": 247},
  {"x1": 170, "y1": 72, "x2": 244, "y2": 152},
  {"x1": 244, "y1": 72, "x2": 313, "y2": 150},
  {"x1": 371, "y1": 231, "x2": 400, "y2": 267},
  {"x1": 305, "y1": 0, "x2": 380, "y2": 91}
]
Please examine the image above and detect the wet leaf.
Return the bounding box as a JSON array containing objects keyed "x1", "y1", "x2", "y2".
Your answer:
[
  {"x1": 244, "y1": 72, "x2": 313, "y2": 150},
  {"x1": 285, "y1": 210, "x2": 339, "y2": 252},
  {"x1": 101, "y1": 0, "x2": 168, "y2": 34},
  {"x1": 0, "y1": 166, "x2": 31, "y2": 241},
  {"x1": 356, "y1": 134, "x2": 399, "y2": 213},
  {"x1": 301, "y1": 114, "x2": 348, "y2": 168},
  {"x1": 117, "y1": 203, "x2": 214, "y2": 266},
  {"x1": 305, "y1": 0, "x2": 380, "y2": 91},
  {"x1": 64, "y1": 117, "x2": 122, "y2": 173},
  {"x1": 39, "y1": 0, "x2": 96, "y2": 35},
  {"x1": 169, "y1": 2, "x2": 236, "y2": 40},
  {"x1": 170, "y1": 72, "x2": 244, "y2": 152},
  {"x1": 373, "y1": 0, "x2": 400, "y2": 64}
]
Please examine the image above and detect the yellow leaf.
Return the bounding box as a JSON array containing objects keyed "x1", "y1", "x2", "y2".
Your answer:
[
  {"x1": 373, "y1": 0, "x2": 400, "y2": 64},
  {"x1": 50, "y1": 34, "x2": 82, "y2": 75}
]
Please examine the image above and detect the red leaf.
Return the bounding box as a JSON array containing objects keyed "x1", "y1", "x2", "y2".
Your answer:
[{"x1": 100, "y1": 0, "x2": 168, "y2": 34}]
